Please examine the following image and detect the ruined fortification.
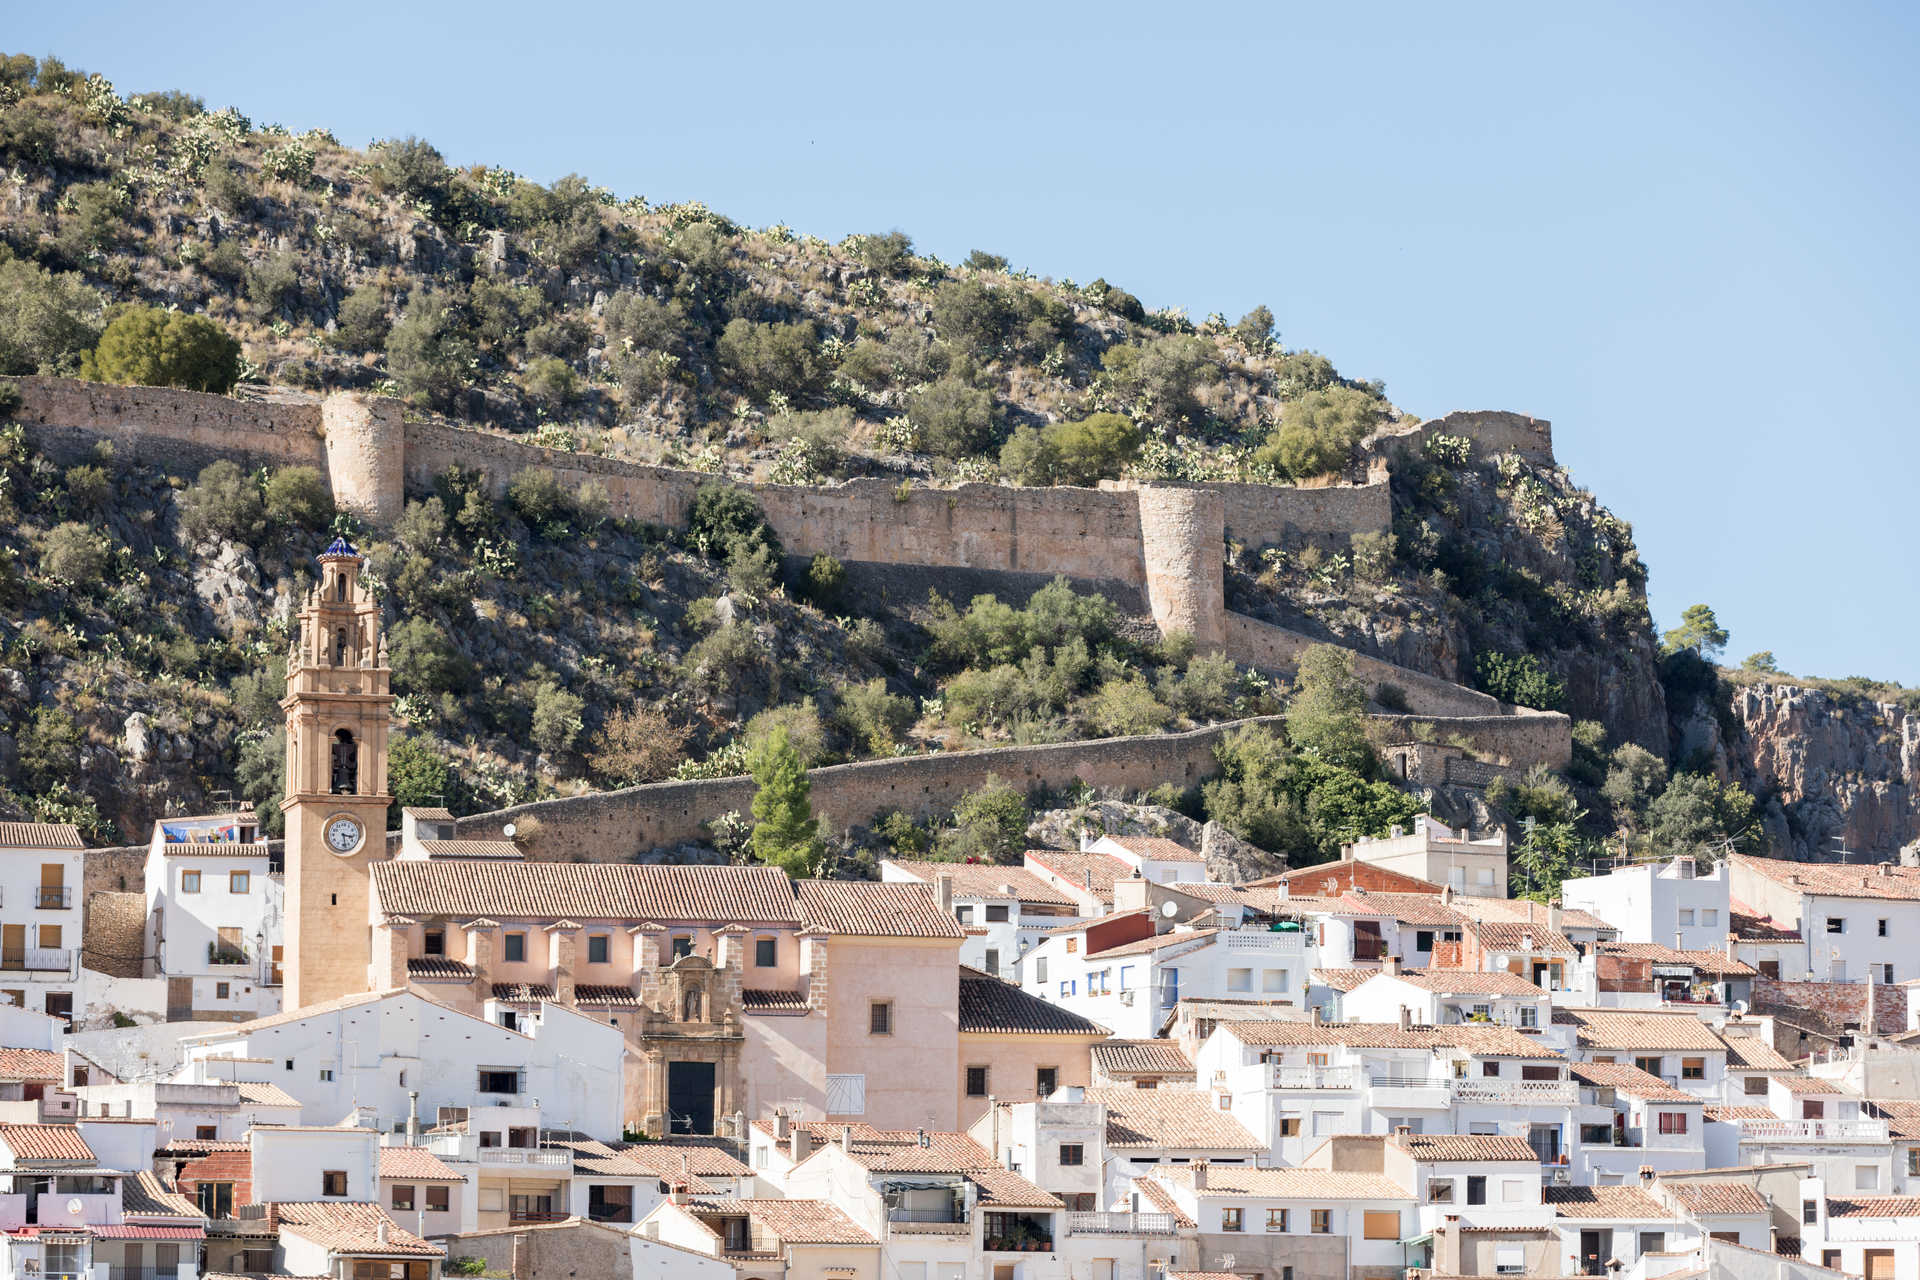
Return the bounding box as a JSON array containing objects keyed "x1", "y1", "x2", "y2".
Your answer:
[{"x1": 7, "y1": 375, "x2": 1572, "y2": 850}]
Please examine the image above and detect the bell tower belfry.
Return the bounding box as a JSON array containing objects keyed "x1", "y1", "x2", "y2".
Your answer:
[{"x1": 281, "y1": 536, "x2": 393, "y2": 1010}]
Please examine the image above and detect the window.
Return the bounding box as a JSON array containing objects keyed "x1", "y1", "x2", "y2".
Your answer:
[
  {"x1": 1495, "y1": 1246, "x2": 1527, "y2": 1275},
  {"x1": 1221, "y1": 1208, "x2": 1243, "y2": 1232},
  {"x1": 587, "y1": 934, "x2": 609, "y2": 964},
  {"x1": 869, "y1": 1001, "x2": 893, "y2": 1035},
  {"x1": 1429, "y1": 1178, "x2": 1455, "y2": 1204},
  {"x1": 1518, "y1": 1005, "x2": 1538, "y2": 1028},
  {"x1": 426, "y1": 1185, "x2": 449, "y2": 1212},
  {"x1": 1035, "y1": 957, "x2": 1048, "y2": 984},
  {"x1": 1058, "y1": 1143, "x2": 1083, "y2": 1166},
  {"x1": 503, "y1": 932, "x2": 526, "y2": 963},
  {"x1": 1363, "y1": 1211, "x2": 1399, "y2": 1240},
  {"x1": 1037, "y1": 1067, "x2": 1058, "y2": 1097},
  {"x1": 215, "y1": 982, "x2": 229, "y2": 1000},
  {"x1": 985, "y1": 905, "x2": 1009, "y2": 923},
  {"x1": 984, "y1": 948, "x2": 1000, "y2": 975},
  {"x1": 1677, "y1": 909, "x2": 1695, "y2": 926},
  {"x1": 1657, "y1": 1112, "x2": 1688, "y2": 1134},
  {"x1": 1804, "y1": 1100, "x2": 1826, "y2": 1120},
  {"x1": 479, "y1": 1131, "x2": 502, "y2": 1148},
  {"x1": 423, "y1": 929, "x2": 444, "y2": 956},
  {"x1": 1311, "y1": 1209, "x2": 1332, "y2": 1234},
  {"x1": 1227, "y1": 968, "x2": 1253, "y2": 993},
  {"x1": 319, "y1": 1068, "x2": 334, "y2": 1082},
  {"x1": 1482, "y1": 1060, "x2": 1501, "y2": 1078},
  {"x1": 1635, "y1": 1056, "x2": 1662, "y2": 1076},
  {"x1": 1885, "y1": 964, "x2": 1897, "y2": 985},
  {"x1": 322, "y1": 1170, "x2": 348, "y2": 1197},
  {"x1": 1278, "y1": 1116, "x2": 1301, "y2": 1137},
  {"x1": 229, "y1": 870, "x2": 250, "y2": 893},
  {"x1": 1118, "y1": 965, "x2": 1132, "y2": 990},
  {"x1": 1745, "y1": 1076, "x2": 1769, "y2": 1095},
  {"x1": 478, "y1": 1069, "x2": 520, "y2": 1094},
  {"x1": 1910, "y1": 1148, "x2": 1920, "y2": 1177},
  {"x1": 671, "y1": 935, "x2": 694, "y2": 959},
  {"x1": 1803, "y1": 1200, "x2": 1819, "y2": 1226},
  {"x1": 966, "y1": 1066, "x2": 990, "y2": 1097},
  {"x1": 1702, "y1": 909, "x2": 1719, "y2": 926},
  {"x1": 1267, "y1": 1207, "x2": 1288, "y2": 1232},
  {"x1": 1640, "y1": 1232, "x2": 1666, "y2": 1255},
  {"x1": 1681, "y1": 1057, "x2": 1705, "y2": 1080},
  {"x1": 196, "y1": 1182, "x2": 233, "y2": 1217},
  {"x1": 392, "y1": 1185, "x2": 415, "y2": 1211},
  {"x1": 1416, "y1": 930, "x2": 1434, "y2": 953},
  {"x1": 1880, "y1": 919, "x2": 1891, "y2": 937},
  {"x1": 1827, "y1": 917, "x2": 1846, "y2": 934},
  {"x1": 1857, "y1": 1165, "x2": 1880, "y2": 1191},
  {"x1": 1263, "y1": 969, "x2": 1289, "y2": 993},
  {"x1": 1581, "y1": 1124, "x2": 1612, "y2": 1145},
  {"x1": 181, "y1": 870, "x2": 201, "y2": 894},
  {"x1": 1217, "y1": 1094, "x2": 1232, "y2": 1110},
  {"x1": 955, "y1": 906, "x2": 973, "y2": 924},
  {"x1": 196, "y1": 1125, "x2": 217, "y2": 1141},
  {"x1": 1060, "y1": 980, "x2": 1075, "y2": 997},
  {"x1": 755, "y1": 938, "x2": 777, "y2": 967},
  {"x1": 1467, "y1": 1176, "x2": 1487, "y2": 1206}
]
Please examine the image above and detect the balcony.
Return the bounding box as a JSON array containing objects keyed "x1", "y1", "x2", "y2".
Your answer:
[
  {"x1": 507, "y1": 1210, "x2": 568, "y2": 1224},
  {"x1": 1366, "y1": 1070, "x2": 1451, "y2": 1109},
  {"x1": 1067, "y1": 1212, "x2": 1177, "y2": 1236},
  {"x1": 1220, "y1": 931, "x2": 1305, "y2": 955},
  {"x1": 477, "y1": 1147, "x2": 569, "y2": 1167},
  {"x1": 1738, "y1": 1119, "x2": 1889, "y2": 1143},
  {"x1": 35, "y1": 888, "x2": 70, "y2": 911},
  {"x1": 1271, "y1": 1065, "x2": 1357, "y2": 1090},
  {"x1": 0, "y1": 947, "x2": 70, "y2": 973},
  {"x1": 888, "y1": 1207, "x2": 970, "y2": 1235},
  {"x1": 1451, "y1": 1079, "x2": 1578, "y2": 1105}
]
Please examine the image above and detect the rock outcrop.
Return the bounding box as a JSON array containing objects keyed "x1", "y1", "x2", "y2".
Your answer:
[{"x1": 1727, "y1": 683, "x2": 1920, "y2": 860}]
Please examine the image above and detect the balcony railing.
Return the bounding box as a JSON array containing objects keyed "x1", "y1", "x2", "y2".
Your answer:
[
  {"x1": 1451, "y1": 1079, "x2": 1578, "y2": 1105},
  {"x1": 1367, "y1": 1071, "x2": 1448, "y2": 1089},
  {"x1": 0, "y1": 948, "x2": 70, "y2": 973},
  {"x1": 1067, "y1": 1212, "x2": 1177, "y2": 1236},
  {"x1": 478, "y1": 1148, "x2": 569, "y2": 1167},
  {"x1": 1739, "y1": 1119, "x2": 1889, "y2": 1143},
  {"x1": 887, "y1": 1208, "x2": 967, "y2": 1224},
  {"x1": 1271, "y1": 1065, "x2": 1357, "y2": 1090},
  {"x1": 507, "y1": 1210, "x2": 568, "y2": 1224},
  {"x1": 35, "y1": 888, "x2": 70, "y2": 910}
]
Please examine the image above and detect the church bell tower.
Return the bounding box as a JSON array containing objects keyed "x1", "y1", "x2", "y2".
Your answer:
[{"x1": 281, "y1": 536, "x2": 393, "y2": 1010}]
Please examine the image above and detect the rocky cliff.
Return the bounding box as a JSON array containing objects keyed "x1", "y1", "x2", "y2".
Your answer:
[{"x1": 1725, "y1": 683, "x2": 1920, "y2": 862}]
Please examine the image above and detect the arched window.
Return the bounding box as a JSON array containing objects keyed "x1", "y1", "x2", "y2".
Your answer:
[
  {"x1": 336, "y1": 575, "x2": 349, "y2": 602},
  {"x1": 682, "y1": 986, "x2": 703, "y2": 1023},
  {"x1": 333, "y1": 627, "x2": 351, "y2": 667},
  {"x1": 330, "y1": 729, "x2": 357, "y2": 795}
]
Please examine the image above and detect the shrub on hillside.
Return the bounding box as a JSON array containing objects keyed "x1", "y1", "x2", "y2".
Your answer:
[
  {"x1": 852, "y1": 230, "x2": 914, "y2": 276},
  {"x1": 369, "y1": 135, "x2": 451, "y2": 206},
  {"x1": 935, "y1": 775, "x2": 1029, "y2": 863},
  {"x1": 686, "y1": 483, "x2": 780, "y2": 561},
  {"x1": 331, "y1": 285, "x2": 390, "y2": 353},
  {"x1": 1473, "y1": 649, "x2": 1568, "y2": 711},
  {"x1": 1255, "y1": 385, "x2": 1383, "y2": 479},
  {"x1": 838, "y1": 679, "x2": 915, "y2": 754},
  {"x1": 1098, "y1": 334, "x2": 1220, "y2": 427},
  {"x1": 40, "y1": 521, "x2": 107, "y2": 583},
  {"x1": 529, "y1": 680, "x2": 585, "y2": 755},
  {"x1": 81, "y1": 307, "x2": 241, "y2": 394},
  {"x1": 386, "y1": 289, "x2": 474, "y2": 409},
  {"x1": 716, "y1": 319, "x2": 823, "y2": 401},
  {"x1": 907, "y1": 377, "x2": 995, "y2": 458},
  {"x1": 1001, "y1": 412, "x2": 1140, "y2": 486},
  {"x1": 263, "y1": 466, "x2": 334, "y2": 531},
  {"x1": 245, "y1": 252, "x2": 302, "y2": 314},
  {"x1": 0, "y1": 255, "x2": 103, "y2": 376},
  {"x1": 589, "y1": 705, "x2": 691, "y2": 786},
  {"x1": 178, "y1": 459, "x2": 265, "y2": 544},
  {"x1": 387, "y1": 616, "x2": 468, "y2": 695}
]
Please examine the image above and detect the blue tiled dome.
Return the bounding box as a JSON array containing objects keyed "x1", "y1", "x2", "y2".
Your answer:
[{"x1": 318, "y1": 535, "x2": 361, "y2": 560}]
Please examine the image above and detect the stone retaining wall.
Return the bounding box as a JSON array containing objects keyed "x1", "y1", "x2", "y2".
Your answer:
[{"x1": 1222, "y1": 613, "x2": 1502, "y2": 718}]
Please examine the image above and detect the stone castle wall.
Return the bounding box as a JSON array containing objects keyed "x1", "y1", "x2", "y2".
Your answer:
[
  {"x1": 1222, "y1": 613, "x2": 1503, "y2": 718},
  {"x1": 1112, "y1": 475, "x2": 1394, "y2": 551},
  {"x1": 1369, "y1": 708, "x2": 1574, "y2": 769},
  {"x1": 8, "y1": 377, "x2": 327, "y2": 474},
  {"x1": 1367, "y1": 409, "x2": 1556, "y2": 468}
]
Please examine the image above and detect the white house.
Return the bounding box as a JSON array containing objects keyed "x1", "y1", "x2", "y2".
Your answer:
[
  {"x1": 1083, "y1": 835, "x2": 1208, "y2": 886},
  {"x1": 1567, "y1": 1063, "x2": 1707, "y2": 1183},
  {"x1": 1339, "y1": 963, "x2": 1552, "y2": 1031},
  {"x1": 1797, "y1": 1174, "x2": 1920, "y2": 1280},
  {"x1": 0, "y1": 822, "x2": 86, "y2": 1022},
  {"x1": 174, "y1": 987, "x2": 626, "y2": 1141},
  {"x1": 1729, "y1": 855, "x2": 1920, "y2": 984},
  {"x1": 1551, "y1": 1008, "x2": 1730, "y2": 1101},
  {"x1": 72, "y1": 1077, "x2": 302, "y2": 1143},
  {"x1": 1542, "y1": 1183, "x2": 1693, "y2": 1278},
  {"x1": 143, "y1": 811, "x2": 282, "y2": 1021},
  {"x1": 879, "y1": 859, "x2": 1081, "y2": 980},
  {"x1": 1563, "y1": 855, "x2": 1732, "y2": 952},
  {"x1": 1139, "y1": 1161, "x2": 1414, "y2": 1280},
  {"x1": 0, "y1": 1118, "x2": 206, "y2": 1280},
  {"x1": 1344, "y1": 817, "x2": 1509, "y2": 897}
]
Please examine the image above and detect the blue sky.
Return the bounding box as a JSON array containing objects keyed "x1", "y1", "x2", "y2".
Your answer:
[{"x1": 15, "y1": 2, "x2": 1917, "y2": 683}]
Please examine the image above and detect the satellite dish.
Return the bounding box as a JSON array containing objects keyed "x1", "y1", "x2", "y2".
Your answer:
[
  {"x1": 1160, "y1": 901, "x2": 1179, "y2": 918},
  {"x1": 502, "y1": 823, "x2": 517, "y2": 839},
  {"x1": 65, "y1": 1198, "x2": 83, "y2": 1217}
]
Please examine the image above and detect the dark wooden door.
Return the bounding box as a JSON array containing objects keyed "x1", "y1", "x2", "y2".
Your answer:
[{"x1": 666, "y1": 1060, "x2": 715, "y2": 1135}]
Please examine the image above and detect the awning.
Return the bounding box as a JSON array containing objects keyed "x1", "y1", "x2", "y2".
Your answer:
[{"x1": 89, "y1": 1226, "x2": 207, "y2": 1239}]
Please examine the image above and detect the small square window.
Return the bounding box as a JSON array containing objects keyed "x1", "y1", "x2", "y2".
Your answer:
[
  {"x1": 586, "y1": 934, "x2": 609, "y2": 964},
  {"x1": 322, "y1": 1170, "x2": 347, "y2": 1197},
  {"x1": 955, "y1": 906, "x2": 973, "y2": 924},
  {"x1": 423, "y1": 930, "x2": 444, "y2": 957},
  {"x1": 671, "y1": 935, "x2": 694, "y2": 959},
  {"x1": 1037, "y1": 1067, "x2": 1057, "y2": 1097},
  {"x1": 985, "y1": 904, "x2": 1009, "y2": 922},
  {"x1": 1681, "y1": 1057, "x2": 1705, "y2": 1080},
  {"x1": 1058, "y1": 1143, "x2": 1083, "y2": 1166},
  {"x1": 503, "y1": 933, "x2": 526, "y2": 963},
  {"x1": 755, "y1": 938, "x2": 777, "y2": 967},
  {"x1": 1879, "y1": 919, "x2": 1890, "y2": 937},
  {"x1": 215, "y1": 982, "x2": 230, "y2": 1000},
  {"x1": 319, "y1": 1068, "x2": 334, "y2": 1082},
  {"x1": 1677, "y1": 909, "x2": 1695, "y2": 926},
  {"x1": 965, "y1": 1066, "x2": 989, "y2": 1097},
  {"x1": 1267, "y1": 1207, "x2": 1288, "y2": 1231},
  {"x1": 1827, "y1": 917, "x2": 1846, "y2": 934},
  {"x1": 1701, "y1": 908, "x2": 1719, "y2": 926},
  {"x1": 1221, "y1": 1207, "x2": 1243, "y2": 1232},
  {"x1": 1311, "y1": 1209, "x2": 1332, "y2": 1234},
  {"x1": 181, "y1": 871, "x2": 201, "y2": 894},
  {"x1": 229, "y1": 871, "x2": 250, "y2": 893},
  {"x1": 869, "y1": 1001, "x2": 892, "y2": 1035},
  {"x1": 391, "y1": 1184, "x2": 414, "y2": 1211},
  {"x1": 427, "y1": 1185, "x2": 449, "y2": 1212},
  {"x1": 195, "y1": 1125, "x2": 217, "y2": 1140}
]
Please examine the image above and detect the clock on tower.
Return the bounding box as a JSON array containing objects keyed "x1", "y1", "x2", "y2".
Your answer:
[{"x1": 281, "y1": 536, "x2": 393, "y2": 1010}]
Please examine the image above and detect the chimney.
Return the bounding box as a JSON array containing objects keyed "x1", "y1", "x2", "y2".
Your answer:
[
  {"x1": 406, "y1": 1090, "x2": 421, "y2": 1145},
  {"x1": 1395, "y1": 1124, "x2": 1412, "y2": 1137},
  {"x1": 1191, "y1": 1159, "x2": 1208, "y2": 1189},
  {"x1": 789, "y1": 1126, "x2": 813, "y2": 1164},
  {"x1": 1549, "y1": 900, "x2": 1563, "y2": 936},
  {"x1": 936, "y1": 873, "x2": 955, "y2": 915},
  {"x1": 1311, "y1": 1006, "x2": 1324, "y2": 1027},
  {"x1": 265, "y1": 1203, "x2": 280, "y2": 1232},
  {"x1": 1441, "y1": 884, "x2": 1454, "y2": 904},
  {"x1": 1383, "y1": 954, "x2": 1401, "y2": 977},
  {"x1": 669, "y1": 1181, "x2": 688, "y2": 1206},
  {"x1": 377, "y1": 1220, "x2": 390, "y2": 1245},
  {"x1": 1083, "y1": 870, "x2": 1094, "y2": 891},
  {"x1": 1398, "y1": 1006, "x2": 1412, "y2": 1031},
  {"x1": 840, "y1": 1125, "x2": 853, "y2": 1152},
  {"x1": 772, "y1": 1108, "x2": 791, "y2": 1141},
  {"x1": 1638, "y1": 1165, "x2": 1655, "y2": 1186},
  {"x1": 1879, "y1": 862, "x2": 1894, "y2": 878}
]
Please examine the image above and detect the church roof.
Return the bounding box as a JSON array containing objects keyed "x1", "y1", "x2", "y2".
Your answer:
[{"x1": 319, "y1": 535, "x2": 361, "y2": 560}]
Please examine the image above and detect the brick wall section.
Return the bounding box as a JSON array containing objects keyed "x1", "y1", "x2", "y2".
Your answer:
[
  {"x1": 175, "y1": 1149, "x2": 254, "y2": 1207},
  {"x1": 1753, "y1": 977, "x2": 1909, "y2": 1037}
]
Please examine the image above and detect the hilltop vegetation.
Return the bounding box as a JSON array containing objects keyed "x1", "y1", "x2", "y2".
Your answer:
[{"x1": 0, "y1": 54, "x2": 1814, "y2": 872}]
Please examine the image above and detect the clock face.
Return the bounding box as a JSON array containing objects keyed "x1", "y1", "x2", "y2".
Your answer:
[{"x1": 326, "y1": 816, "x2": 363, "y2": 854}]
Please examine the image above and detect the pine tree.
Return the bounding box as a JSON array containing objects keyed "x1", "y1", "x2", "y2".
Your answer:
[{"x1": 747, "y1": 726, "x2": 821, "y2": 877}]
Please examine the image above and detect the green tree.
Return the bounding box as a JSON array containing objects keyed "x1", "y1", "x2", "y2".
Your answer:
[
  {"x1": 386, "y1": 289, "x2": 474, "y2": 410},
  {"x1": 687, "y1": 483, "x2": 780, "y2": 560},
  {"x1": 529, "y1": 681, "x2": 585, "y2": 755},
  {"x1": 936, "y1": 776, "x2": 1030, "y2": 863},
  {"x1": 964, "y1": 250, "x2": 1008, "y2": 272},
  {"x1": 1233, "y1": 305, "x2": 1276, "y2": 352},
  {"x1": 1286, "y1": 644, "x2": 1369, "y2": 768},
  {"x1": 1600, "y1": 744, "x2": 1668, "y2": 833},
  {"x1": 1099, "y1": 334, "x2": 1221, "y2": 427},
  {"x1": 387, "y1": 616, "x2": 467, "y2": 695},
  {"x1": 716, "y1": 319, "x2": 822, "y2": 400},
  {"x1": 0, "y1": 255, "x2": 103, "y2": 375},
  {"x1": 1662, "y1": 603, "x2": 1729, "y2": 660},
  {"x1": 1255, "y1": 385, "x2": 1382, "y2": 479},
  {"x1": 747, "y1": 725, "x2": 822, "y2": 877},
  {"x1": 907, "y1": 377, "x2": 996, "y2": 458},
  {"x1": 1741, "y1": 650, "x2": 1779, "y2": 674},
  {"x1": 263, "y1": 466, "x2": 334, "y2": 530},
  {"x1": 1646, "y1": 772, "x2": 1758, "y2": 859},
  {"x1": 1473, "y1": 650, "x2": 1568, "y2": 711},
  {"x1": 369, "y1": 135, "x2": 451, "y2": 206},
  {"x1": 744, "y1": 700, "x2": 828, "y2": 767},
  {"x1": 81, "y1": 307, "x2": 241, "y2": 393},
  {"x1": 1201, "y1": 725, "x2": 1310, "y2": 855},
  {"x1": 852, "y1": 230, "x2": 914, "y2": 276},
  {"x1": 331, "y1": 284, "x2": 390, "y2": 353},
  {"x1": 1048, "y1": 413, "x2": 1141, "y2": 486},
  {"x1": 40, "y1": 521, "x2": 107, "y2": 582},
  {"x1": 387, "y1": 735, "x2": 452, "y2": 828},
  {"x1": 177, "y1": 459, "x2": 265, "y2": 544},
  {"x1": 838, "y1": 678, "x2": 915, "y2": 755},
  {"x1": 1509, "y1": 819, "x2": 1597, "y2": 903}
]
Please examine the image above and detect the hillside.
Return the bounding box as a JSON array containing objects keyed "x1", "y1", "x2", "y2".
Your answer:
[{"x1": 0, "y1": 55, "x2": 1913, "y2": 872}]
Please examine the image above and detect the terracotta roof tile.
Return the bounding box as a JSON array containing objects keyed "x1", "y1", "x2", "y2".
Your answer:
[
  {"x1": 272, "y1": 1202, "x2": 443, "y2": 1256},
  {"x1": 1553, "y1": 1008, "x2": 1731, "y2": 1051},
  {"x1": 1219, "y1": 1019, "x2": 1562, "y2": 1058},
  {"x1": 378, "y1": 1147, "x2": 463, "y2": 1182},
  {"x1": 416, "y1": 839, "x2": 523, "y2": 860},
  {"x1": 1045, "y1": 907, "x2": 1149, "y2": 935},
  {"x1": 1777, "y1": 1074, "x2": 1849, "y2": 1095},
  {"x1": 1133, "y1": 1177, "x2": 1195, "y2": 1228},
  {"x1": 235, "y1": 1081, "x2": 301, "y2": 1108},
  {"x1": 884, "y1": 861, "x2": 1075, "y2": 907},
  {"x1": 1661, "y1": 1180, "x2": 1769, "y2": 1216},
  {"x1": 491, "y1": 983, "x2": 554, "y2": 1002},
  {"x1": 0, "y1": 1124, "x2": 94, "y2": 1161},
  {"x1": 571, "y1": 985, "x2": 644, "y2": 1008},
  {"x1": 0, "y1": 822, "x2": 84, "y2": 849},
  {"x1": 1570, "y1": 1062, "x2": 1695, "y2": 1102},
  {"x1": 1869, "y1": 1099, "x2": 1920, "y2": 1140},
  {"x1": 1395, "y1": 1133, "x2": 1539, "y2": 1162},
  {"x1": 0, "y1": 1049, "x2": 62, "y2": 1082},
  {"x1": 1312, "y1": 967, "x2": 1377, "y2": 992},
  {"x1": 1023, "y1": 850, "x2": 1132, "y2": 903},
  {"x1": 691, "y1": 1197, "x2": 875, "y2": 1245},
  {"x1": 1722, "y1": 1037, "x2": 1795, "y2": 1072},
  {"x1": 795, "y1": 880, "x2": 965, "y2": 938},
  {"x1": 1733, "y1": 855, "x2": 1920, "y2": 902},
  {"x1": 1103, "y1": 836, "x2": 1204, "y2": 864},
  {"x1": 1448, "y1": 897, "x2": 1614, "y2": 933},
  {"x1": 739, "y1": 988, "x2": 808, "y2": 1012},
  {"x1": 1469, "y1": 921, "x2": 1576, "y2": 952},
  {"x1": 1729, "y1": 898, "x2": 1801, "y2": 940},
  {"x1": 1087, "y1": 928, "x2": 1222, "y2": 959},
  {"x1": 1331, "y1": 892, "x2": 1466, "y2": 926},
  {"x1": 1828, "y1": 1198, "x2": 1920, "y2": 1218},
  {"x1": 1249, "y1": 862, "x2": 1442, "y2": 896},
  {"x1": 1151, "y1": 1166, "x2": 1408, "y2": 1198},
  {"x1": 401, "y1": 808, "x2": 455, "y2": 822},
  {"x1": 1596, "y1": 942, "x2": 1757, "y2": 977},
  {"x1": 1373, "y1": 969, "x2": 1547, "y2": 996},
  {"x1": 1544, "y1": 1186, "x2": 1675, "y2": 1219},
  {"x1": 123, "y1": 1170, "x2": 202, "y2": 1220},
  {"x1": 958, "y1": 971, "x2": 1107, "y2": 1036},
  {"x1": 1703, "y1": 1105, "x2": 1776, "y2": 1123},
  {"x1": 371, "y1": 862, "x2": 802, "y2": 924},
  {"x1": 1092, "y1": 1040, "x2": 1195, "y2": 1076},
  {"x1": 1083, "y1": 1086, "x2": 1262, "y2": 1151},
  {"x1": 405, "y1": 957, "x2": 474, "y2": 982},
  {"x1": 966, "y1": 1165, "x2": 1064, "y2": 1209}
]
